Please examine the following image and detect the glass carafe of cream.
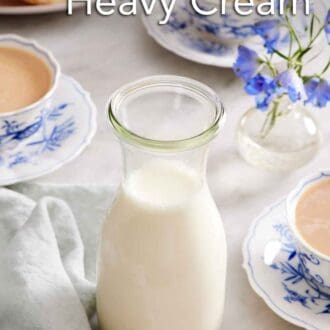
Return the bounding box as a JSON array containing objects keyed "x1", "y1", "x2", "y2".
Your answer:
[{"x1": 97, "y1": 76, "x2": 227, "y2": 330}]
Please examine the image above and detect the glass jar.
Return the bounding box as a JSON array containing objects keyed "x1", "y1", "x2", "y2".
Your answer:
[
  {"x1": 237, "y1": 98, "x2": 322, "y2": 172},
  {"x1": 96, "y1": 76, "x2": 227, "y2": 330}
]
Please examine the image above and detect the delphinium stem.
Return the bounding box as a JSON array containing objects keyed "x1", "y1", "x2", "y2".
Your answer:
[
  {"x1": 260, "y1": 99, "x2": 281, "y2": 138},
  {"x1": 285, "y1": 9, "x2": 302, "y2": 51}
]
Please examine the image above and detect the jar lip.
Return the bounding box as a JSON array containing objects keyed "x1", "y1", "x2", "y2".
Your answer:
[{"x1": 108, "y1": 75, "x2": 225, "y2": 152}]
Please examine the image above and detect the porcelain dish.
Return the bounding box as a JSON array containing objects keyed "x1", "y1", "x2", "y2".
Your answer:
[
  {"x1": 142, "y1": 0, "x2": 326, "y2": 68},
  {"x1": 243, "y1": 184, "x2": 330, "y2": 329},
  {"x1": 286, "y1": 171, "x2": 330, "y2": 286},
  {"x1": 143, "y1": 2, "x2": 291, "y2": 68},
  {"x1": 184, "y1": 0, "x2": 280, "y2": 44},
  {"x1": 0, "y1": 0, "x2": 86, "y2": 15},
  {"x1": 0, "y1": 74, "x2": 97, "y2": 185}
]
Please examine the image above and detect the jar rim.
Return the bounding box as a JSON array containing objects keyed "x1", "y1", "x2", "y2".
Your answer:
[{"x1": 108, "y1": 75, "x2": 225, "y2": 152}]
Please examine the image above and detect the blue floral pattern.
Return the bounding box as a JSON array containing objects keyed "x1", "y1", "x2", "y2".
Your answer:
[
  {"x1": 269, "y1": 223, "x2": 330, "y2": 314},
  {"x1": 165, "y1": 6, "x2": 231, "y2": 56},
  {"x1": 0, "y1": 103, "x2": 75, "y2": 169},
  {"x1": 161, "y1": 4, "x2": 294, "y2": 60},
  {"x1": 188, "y1": 12, "x2": 261, "y2": 39}
]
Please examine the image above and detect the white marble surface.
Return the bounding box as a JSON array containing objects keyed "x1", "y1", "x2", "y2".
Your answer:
[{"x1": 1, "y1": 7, "x2": 330, "y2": 330}]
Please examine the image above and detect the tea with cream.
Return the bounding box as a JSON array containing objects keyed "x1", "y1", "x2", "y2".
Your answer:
[
  {"x1": 0, "y1": 46, "x2": 52, "y2": 113},
  {"x1": 295, "y1": 179, "x2": 330, "y2": 257}
]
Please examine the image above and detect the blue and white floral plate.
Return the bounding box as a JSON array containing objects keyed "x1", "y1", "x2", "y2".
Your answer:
[
  {"x1": 142, "y1": 3, "x2": 283, "y2": 68},
  {"x1": 243, "y1": 199, "x2": 330, "y2": 330},
  {"x1": 142, "y1": 1, "x2": 326, "y2": 68},
  {"x1": 0, "y1": 75, "x2": 97, "y2": 186}
]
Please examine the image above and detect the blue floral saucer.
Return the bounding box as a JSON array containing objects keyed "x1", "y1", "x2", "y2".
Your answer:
[
  {"x1": 142, "y1": 3, "x2": 287, "y2": 68},
  {"x1": 243, "y1": 199, "x2": 330, "y2": 329},
  {"x1": 142, "y1": 1, "x2": 326, "y2": 68},
  {"x1": 0, "y1": 75, "x2": 97, "y2": 186}
]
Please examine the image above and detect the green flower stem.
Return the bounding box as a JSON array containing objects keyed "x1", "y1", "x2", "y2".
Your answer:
[
  {"x1": 291, "y1": 24, "x2": 325, "y2": 73},
  {"x1": 261, "y1": 57, "x2": 278, "y2": 77},
  {"x1": 304, "y1": 50, "x2": 324, "y2": 67},
  {"x1": 288, "y1": 27, "x2": 294, "y2": 59},
  {"x1": 321, "y1": 59, "x2": 330, "y2": 75},
  {"x1": 281, "y1": 6, "x2": 326, "y2": 75},
  {"x1": 310, "y1": 14, "x2": 316, "y2": 40},
  {"x1": 260, "y1": 99, "x2": 281, "y2": 138},
  {"x1": 285, "y1": 10, "x2": 302, "y2": 51},
  {"x1": 310, "y1": 25, "x2": 325, "y2": 45}
]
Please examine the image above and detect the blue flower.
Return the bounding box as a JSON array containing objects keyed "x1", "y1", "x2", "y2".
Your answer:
[
  {"x1": 245, "y1": 74, "x2": 276, "y2": 111},
  {"x1": 233, "y1": 46, "x2": 259, "y2": 81},
  {"x1": 305, "y1": 78, "x2": 330, "y2": 108},
  {"x1": 325, "y1": 10, "x2": 330, "y2": 44},
  {"x1": 255, "y1": 93, "x2": 274, "y2": 111},
  {"x1": 274, "y1": 70, "x2": 306, "y2": 102},
  {"x1": 245, "y1": 74, "x2": 272, "y2": 95},
  {"x1": 253, "y1": 20, "x2": 280, "y2": 54}
]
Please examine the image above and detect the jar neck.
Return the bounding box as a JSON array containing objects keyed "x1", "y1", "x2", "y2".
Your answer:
[{"x1": 120, "y1": 142, "x2": 209, "y2": 185}]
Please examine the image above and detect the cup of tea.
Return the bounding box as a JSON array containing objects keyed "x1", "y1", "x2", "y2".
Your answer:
[
  {"x1": 0, "y1": 34, "x2": 60, "y2": 150},
  {"x1": 286, "y1": 171, "x2": 330, "y2": 292},
  {"x1": 185, "y1": 0, "x2": 280, "y2": 44}
]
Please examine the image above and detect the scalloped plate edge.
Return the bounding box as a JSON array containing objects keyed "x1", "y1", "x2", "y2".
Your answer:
[
  {"x1": 141, "y1": 14, "x2": 234, "y2": 68},
  {"x1": 242, "y1": 198, "x2": 319, "y2": 330},
  {"x1": 2, "y1": 74, "x2": 97, "y2": 186}
]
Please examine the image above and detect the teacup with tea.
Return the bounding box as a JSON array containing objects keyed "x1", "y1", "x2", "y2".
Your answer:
[
  {"x1": 287, "y1": 171, "x2": 330, "y2": 289},
  {"x1": 0, "y1": 34, "x2": 60, "y2": 149}
]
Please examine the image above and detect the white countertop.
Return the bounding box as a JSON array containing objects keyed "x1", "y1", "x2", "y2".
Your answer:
[{"x1": 1, "y1": 8, "x2": 330, "y2": 330}]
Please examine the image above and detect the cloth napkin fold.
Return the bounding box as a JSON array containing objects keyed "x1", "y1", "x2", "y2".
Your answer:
[{"x1": 0, "y1": 183, "x2": 114, "y2": 330}]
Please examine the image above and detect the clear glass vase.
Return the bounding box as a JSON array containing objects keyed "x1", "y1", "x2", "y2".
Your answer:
[
  {"x1": 237, "y1": 99, "x2": 322, "y2": 172},
  {"x1": 97, "y1": 76, "x2": 227, "y2": 330}
]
